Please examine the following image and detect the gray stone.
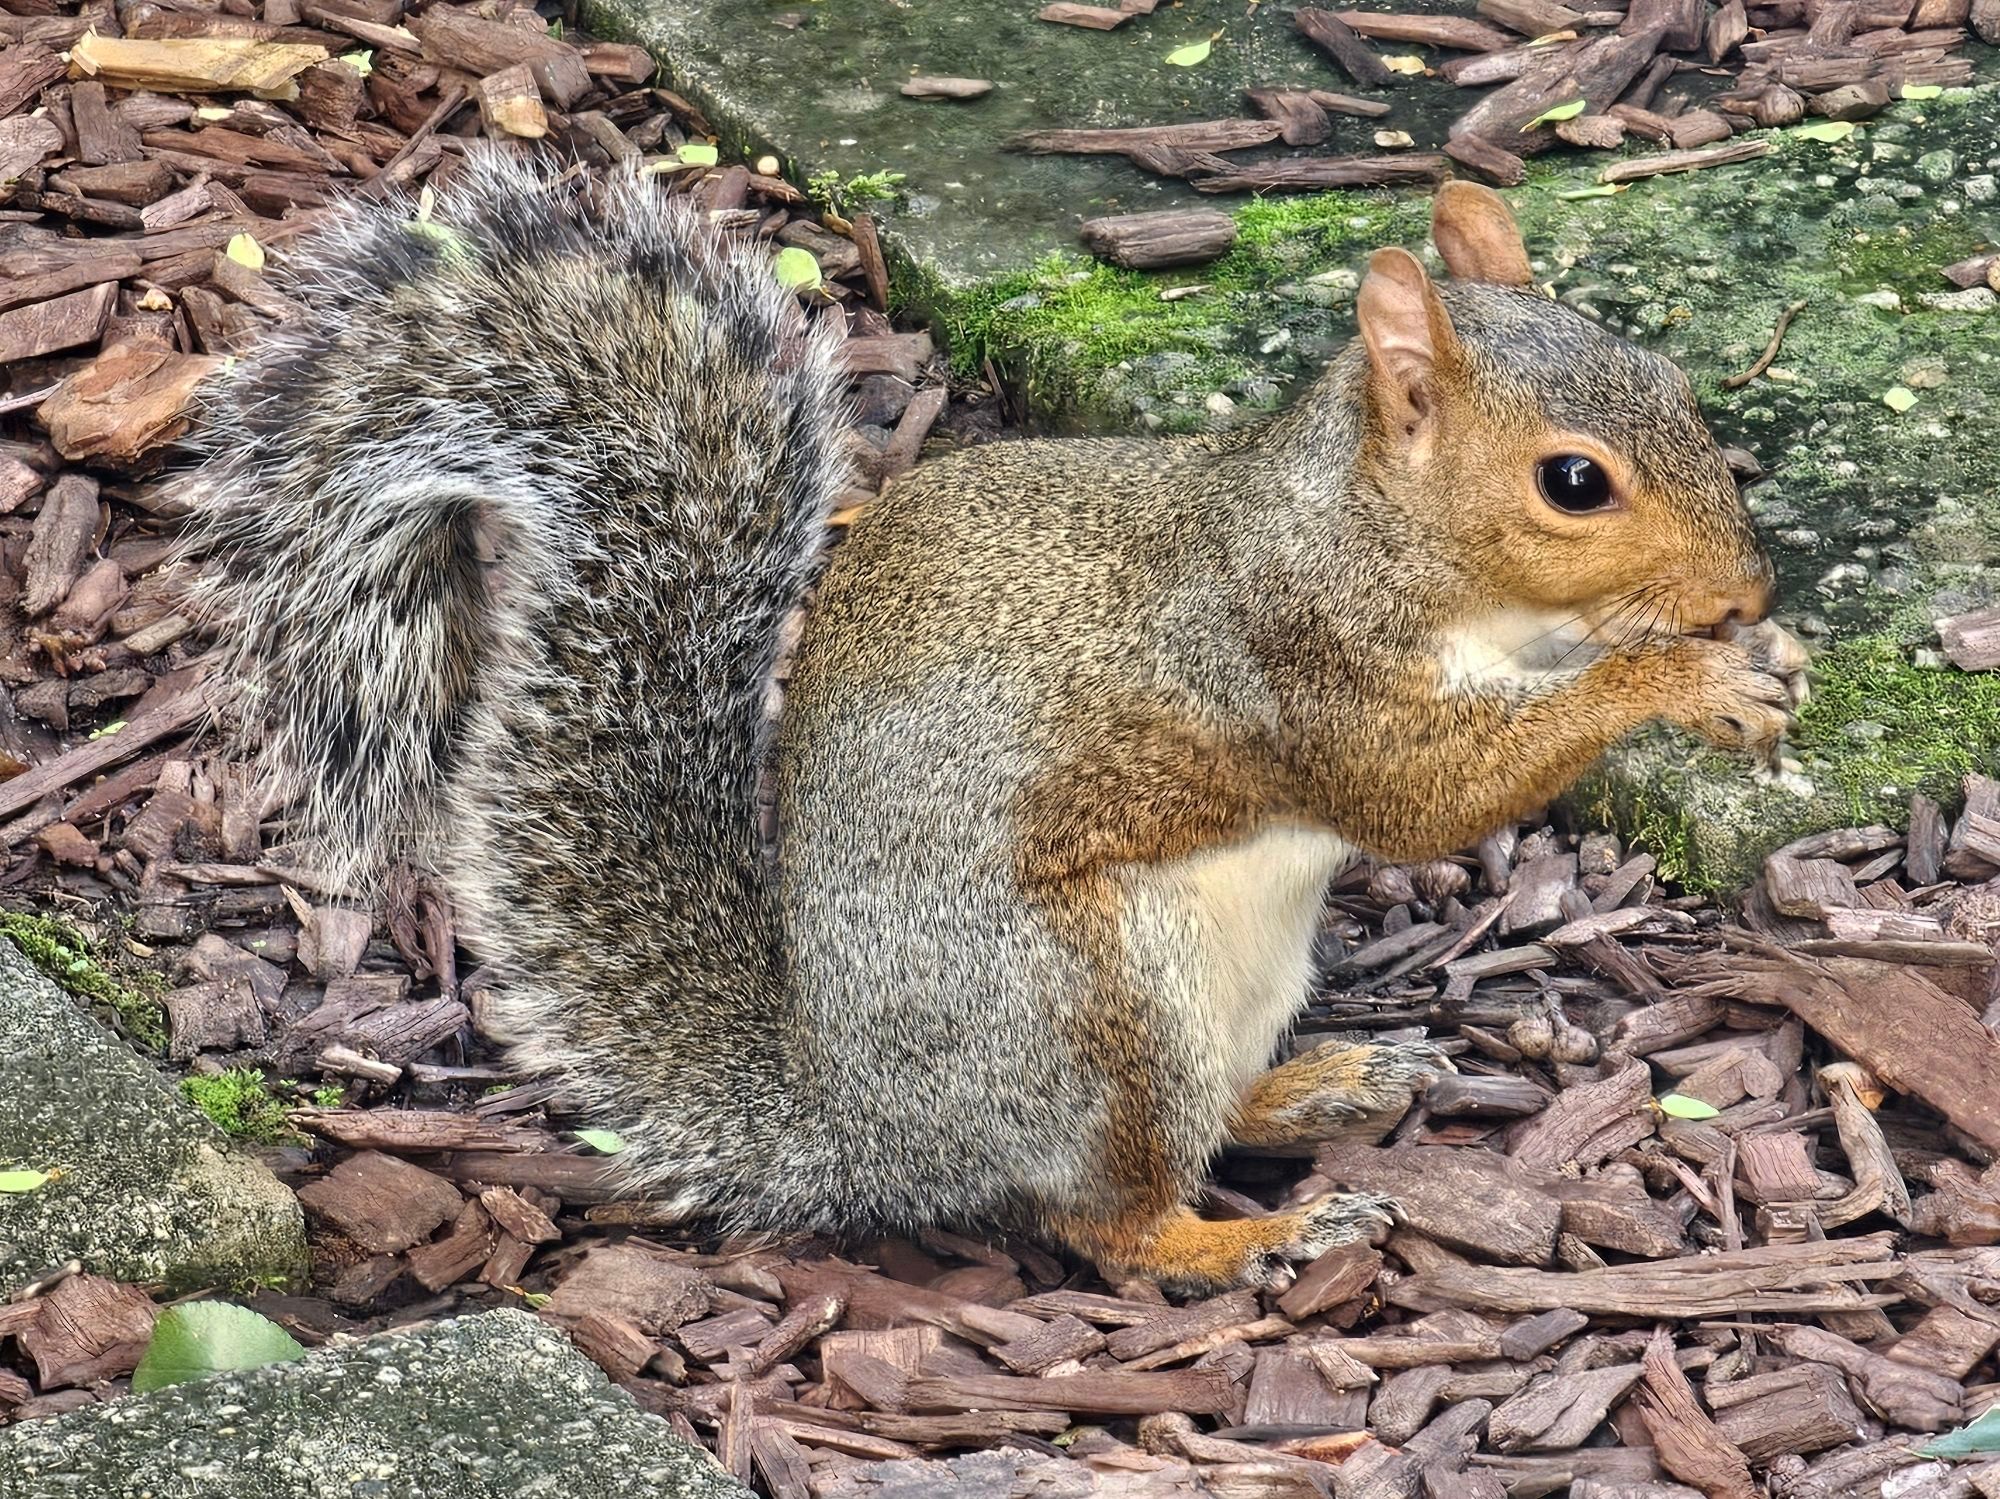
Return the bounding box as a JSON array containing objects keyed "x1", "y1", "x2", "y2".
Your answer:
[
  {"x1": 0, "y1": 939, "x2": 304, "y2": 1289},
  {"x1": 1918, "y1": 285, "x2": 1997, "y2": 312},
  {"x1": 1915, "y1": 148, "x2": 1957, "y2": 182},
  {"x1": 0, "y1": 1309, "x2": 750, "y2": 1499},
  {"x1": 852, "y1": 372, "x2": 915, "y2": 426},
  {"x1": 576, "y1": 0, "x2": 1424, "y2": 290}
]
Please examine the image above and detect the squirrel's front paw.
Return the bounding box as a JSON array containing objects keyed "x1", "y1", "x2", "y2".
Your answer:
[
  {"x1": 1670, "y1": 636, "x2": 1796, "y2": 761},
  {"x1": 1718, "y1": 618, "x2": 1810, "y2": 710}
]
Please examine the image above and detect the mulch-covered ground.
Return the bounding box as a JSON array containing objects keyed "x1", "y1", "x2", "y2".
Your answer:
[{"x1": 3, "y1": 0, "x2": 2000, "y2": 1495}]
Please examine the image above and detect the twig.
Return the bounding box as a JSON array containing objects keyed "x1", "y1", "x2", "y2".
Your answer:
[
  {"x1": 1721, "y1": 299, "x2": 1807, "y2": 390},
  {"x1": 0, "y1": 673, "x2": 217, "y2": 825},
  {"x1": 0, "y1": 384, "x2": 57, "y2": 416},
  {"x1": 360, "y1": 85, "x2": 469, "y2": 201}
]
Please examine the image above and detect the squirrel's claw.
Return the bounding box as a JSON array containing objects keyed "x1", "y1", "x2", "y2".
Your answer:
[
  {"x1": 1674, "y1": 630, "x2": 1801, "y2": 764},
  {"x1": 1263, "y1": 1191, "x2": 1399, "y2": 1285},
  {"x1": 1719, "y1": 617, "x2": 1812, "y2": 710}
]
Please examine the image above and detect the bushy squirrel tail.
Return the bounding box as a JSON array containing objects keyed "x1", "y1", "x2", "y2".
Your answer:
[
  {"x1": 177, "y1": 151, "x2": 849, "y2": 892},
  {"x1": 176, "y1": 154, "x2": 853, "y2": 1207}
]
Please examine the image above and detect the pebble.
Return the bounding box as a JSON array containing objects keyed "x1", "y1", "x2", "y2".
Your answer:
[
  {"x1": 1918, "y1": 287, "x2": 1996, "y2": 313},
  {"x1": 1204, "y1": 391, "x2": 1236, "y2": 418},
  {"x1": 1854, "y1": 289, "x2": 1902, "y2": 310},
  {"x1": 1900, "y1": 357, "x2": 1949, "y2": 389},
  {"x1": 1965, "y1": 175, "x2": 1997, "y2": 203},
  {"x1": 1915, "y1": 150, "x2": 1955, "y2": 183}
]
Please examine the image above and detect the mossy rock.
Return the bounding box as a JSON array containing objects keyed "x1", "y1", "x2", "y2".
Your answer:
[
  {"x1": 0, "y1": 937, "x2": 306, "y2": 1289},
  {"x1": 531, "y1": 0, "x2": 2000, "y2": 887}
]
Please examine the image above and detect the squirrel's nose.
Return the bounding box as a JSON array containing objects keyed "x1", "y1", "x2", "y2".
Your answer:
[
  {"x1": 1712, "y1": 542, "x2": 1777, "y2": 628},
  {"x1": 1717, "y1": 574, "x2": 1774, "y2": 628},
  {"x1": 1685, "y1": 571, "x2": 1772, "y2": 632},
  {"x1": 1720, "y1": 597, "x2": 1767, "y2": 628}
]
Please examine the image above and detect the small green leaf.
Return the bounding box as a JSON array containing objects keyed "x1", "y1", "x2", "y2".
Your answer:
[
  {"x1": 521, "y1": 1290, "x2": 552, "y2": 1308},
  {"x1": 1793, "y1": 120, "x2": 1856, "y2": 143},
  {"x1": 1900, "y1": 83, "x2": 1942, "y2": 100},
  {"x1": 0, "y1": 1169, "x2": 51, "y2": 1193},
  {"x1": 339, "y1": 49, "x2": 373, "y2": 76},
  {"x1": 771, "y1": 246, "x2": 822, "y2": 291},
  {"x1": 677, "y1": 141, "x2": 719, "y2": 167},
  {"x1": 133, "y1": 1302, "x2": 305, "y2": 1394},
  {"x1": 575, "y1": 1128, "x2": 628, "y2": 1154},
  {"x1": 1523, "y1": 98, "x2": 1587, "y2": 131},
  {"x1": 1165, "y1": 38, "x2": 1212, "y2": 66},
  {"x1": 86, "y1": 720, "x2": 126, "y2": 741},
  {"x1": 1658, "y1": 1093, "x2": 1720, "y2": 1120},
  {"x1": 1557, "y1": 183, "x2": 1626, "y2": 200},
  {"x1": 225, "y1": 233, "x2": 265, "y2": 272},
  {"x1": 1883, "y1": 385, "x2": 1917, "y2": 413},
  {"x1": 1917, "y1": 1406, "x2": 2000, "y2": 1458}
]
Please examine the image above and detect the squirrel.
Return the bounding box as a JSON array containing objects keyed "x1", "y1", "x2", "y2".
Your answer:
[{"x1": 176, "y1": 153, "x2": 1809, "y2": 1292}]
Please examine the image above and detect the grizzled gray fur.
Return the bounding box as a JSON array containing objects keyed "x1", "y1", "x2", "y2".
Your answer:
[{"x1": 176, "y1": 154, "x2": 852, "y2": 1222}]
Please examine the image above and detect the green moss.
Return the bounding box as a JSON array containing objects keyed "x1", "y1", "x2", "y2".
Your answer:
[
  {"x1": 1, "y1": 911, "x2": 166, "y2": 1052},
  {"x1": 1793, "y1": 635, "x2": 2000, "y2": 815},
  {"x1": 1830, "y1": 194, "x2": 1991, "y2": 300},
  {"x1": 1582, "y1": 769, "x2": 1695, "y2": 884},
  {"x1": 1576, "y1": 634, "x2": 2000, "y2": 894},
  {"x1": 179, "y1": 1070, "x2": 299, "y2": 1145},
  {"x1": 930, "y1": 188, "x2": 1444, "y2": 430},
  {"x1": 1228, "y1": 190, "x2": 1433, "y2": 258}
]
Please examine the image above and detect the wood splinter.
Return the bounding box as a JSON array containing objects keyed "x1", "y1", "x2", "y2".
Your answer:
[{"x1": 1721, "y1": 298, "x2": 1808, "y2": 390}]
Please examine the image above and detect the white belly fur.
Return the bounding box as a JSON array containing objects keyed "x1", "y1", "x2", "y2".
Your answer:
[{"x1": 1143, "y1": 824, "x2": 1355, "y2": 1094}]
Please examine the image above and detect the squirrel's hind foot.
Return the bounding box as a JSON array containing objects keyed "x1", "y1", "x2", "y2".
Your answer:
[
  {"x1": 1229, "y1": 1039, "x2": 1453, "y2": 1148},
  {"x1": 1054, "y1": 1194, "x2": 1396, "y2": 1296}
]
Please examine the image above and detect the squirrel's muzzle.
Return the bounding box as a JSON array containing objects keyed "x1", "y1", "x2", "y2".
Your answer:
[{"x1": 1683, "y1": 568, "x2": 1775, "y2": 633}]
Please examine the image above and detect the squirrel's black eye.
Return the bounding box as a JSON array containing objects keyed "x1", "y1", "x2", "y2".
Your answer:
[{"x1": 1537, "y1": 454, "x2": 1614, "y2": 514}]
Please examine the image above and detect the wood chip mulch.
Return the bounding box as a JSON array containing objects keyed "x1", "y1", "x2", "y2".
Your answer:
[
  {"x1": 1027, "y1": 0, "x2": 1998, "y2": 264},
  {"x1": 4, "y1": 0, "x2": 2000, "y2": 1495},
  {"x1": 7, "y1": 772, "x2": 2000, "y2": 1496}
]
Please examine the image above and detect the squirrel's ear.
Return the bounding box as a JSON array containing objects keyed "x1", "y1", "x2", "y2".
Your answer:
[
  {"x1": 1357, "y1": 248, "x2": 1456, "y2": 430},
  {"x1": 1431, "y1": 181, "x2": 1534, "y2": 287}
]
